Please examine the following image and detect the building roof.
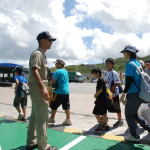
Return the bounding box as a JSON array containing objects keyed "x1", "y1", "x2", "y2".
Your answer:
[{"x1": 0, "y1": 63, "x2": 23, "y2": 68}]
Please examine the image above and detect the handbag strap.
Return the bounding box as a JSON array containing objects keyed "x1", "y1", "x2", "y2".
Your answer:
[
  {"x1": 130, "y1": 61, "x2": 143, "y2": 74},
  {"x1": 111, "y1": 71, "x2": 115, "y2": 87}
]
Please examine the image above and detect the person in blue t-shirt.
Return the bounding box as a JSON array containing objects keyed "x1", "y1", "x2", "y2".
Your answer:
[
  {"x1": 48, "y1": 58, "x2": 71, "y2": 125},
  {"x1": 120, "y1": 45, "x2": 150, "y2": 143},
  {"x1": 13, "y1": 67, "x2": 28, "y2": 121}
]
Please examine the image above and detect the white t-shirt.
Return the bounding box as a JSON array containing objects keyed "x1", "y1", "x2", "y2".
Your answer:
[{"x1": 106, "y1": 70, "x2": 121, "y2": 97}]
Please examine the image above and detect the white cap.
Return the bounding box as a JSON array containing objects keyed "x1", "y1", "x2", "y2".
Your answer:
[
  {"x1": 121, "y1": 45, "x2": 139, "y2": 53},
  {"x1": 53, "y1": 58, "x2": 66, "y2": 65}
]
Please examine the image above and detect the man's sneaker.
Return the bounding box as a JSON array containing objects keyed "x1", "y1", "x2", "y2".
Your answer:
[
  {"x1": 95, "y1": 122, "x2": 106, "y2": 131},
  {"x1": 17, "y1": 113, "x2": 24, "y2": 121},
  {"x1": 113, "y1": 120, "x2": 124, "y2": 128},
  {"x1": 26, "y1": 144, "x2": 38, "y2": 150},
  {"x1": 63, "y1": 119, "x2": 72, "y2": 125},
  {"x1": 47, "y1": 146, "x2": 58, "y2": 150},
  {"x1": 48, "y1": 117, "x2": 55, "y2": 124},
  {"x1": 125, "y1": 135, "x2": 140, "y2": 143}
]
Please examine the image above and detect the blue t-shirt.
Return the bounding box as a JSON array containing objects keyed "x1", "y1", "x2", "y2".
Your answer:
[
  {"x1": 52, "y1": 69, "x2": 70, "y2": 94},
  {"x1": 125, "y1": 59, "x2": 141, "y2": 93},
  {"x1": 14, "y1": 75, "x2": 28, "y2": 95}
]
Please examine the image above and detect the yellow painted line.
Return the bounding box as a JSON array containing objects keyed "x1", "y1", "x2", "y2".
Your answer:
[
  {"x1": 11, "y1": 117, "x2": 17, "y2": 120},
  {"x1": 0, "y1": 114, "x2": 4, "y2": 117},
  {"x1": 64, "y1": 127, "x2": 83, "y2": 134},
  {"x1": 102, "y1": 133, "x2": 125, "y2": 141}
]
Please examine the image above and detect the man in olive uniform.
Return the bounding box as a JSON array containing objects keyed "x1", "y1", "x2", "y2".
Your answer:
[{"x1": 26, "y1": 31, "x2": 57, "y2": 150}]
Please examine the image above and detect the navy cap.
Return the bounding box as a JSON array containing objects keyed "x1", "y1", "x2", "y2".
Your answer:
[
  {"x1": 13, "y1": 66, "x2": 23, "y2": 73},
  {"x1": 145, "y1": 60, "x2": 150, "y2": 64},
  {"x1": 121, "y1": 45, "x2": 139, "y2": 53},
  {"x1": 36, "y1": 31, "x2": 56, "y2": 41}
]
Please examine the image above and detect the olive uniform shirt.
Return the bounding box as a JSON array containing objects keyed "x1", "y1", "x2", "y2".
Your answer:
[{"x1": 28, "y1": 47, "x2": 48, "y2": 86}]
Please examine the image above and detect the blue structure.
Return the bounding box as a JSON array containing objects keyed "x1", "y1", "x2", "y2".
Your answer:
[
  {"x1": 0, "y1": 63, "x2": 24, "y2": 82},
  {"x1": 0, "y1": 63, "x2": 23, "y2": 68}
]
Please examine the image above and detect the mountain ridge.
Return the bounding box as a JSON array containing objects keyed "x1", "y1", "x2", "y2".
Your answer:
[{"x1": 50, "y1": 55, "x2": 150, "y2": 73}]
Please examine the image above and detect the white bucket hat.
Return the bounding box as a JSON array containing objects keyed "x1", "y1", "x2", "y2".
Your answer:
[{"x1": 121, "y1": 45, "x2": 139, "y2": 53}]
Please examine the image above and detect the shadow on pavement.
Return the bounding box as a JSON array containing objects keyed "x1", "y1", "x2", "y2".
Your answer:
[
  {"x1": 142, "y1": 133, "x2": 150, "y2": 145},
  {"x1": 10, "y1": 146, "x2": 26, "y2": 150},
  {"x1": 86, "y1": 123, "x2": 120, "y2": 135},
  {"x1": 107, "y1": 125, "x2": 145, "y2": 137},
  {"x1": 0, "y1": 119, "x2": 15, "y2": 124},
  {"x1": 106, "y1": 142, "x2": 146, "y2": 150},
  {"x1": 118, "y1": 127, "x2": 150, "y2": 145}
]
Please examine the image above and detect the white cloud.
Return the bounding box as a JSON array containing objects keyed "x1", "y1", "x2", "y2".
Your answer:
[
  {"x1": 0, "y1": 0, "x2": 150, "y2": 69},
  {"x1": 75, "y1": 0, "x2": 150, "y2": 33}
]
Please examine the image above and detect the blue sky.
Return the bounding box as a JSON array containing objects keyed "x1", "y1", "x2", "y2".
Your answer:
[
  {"x1": 63, "y1": 0, "x2": 115, "y2": 64},
  {"x1": 63, "y1": 0, "x2": 77, "y2": 17}
]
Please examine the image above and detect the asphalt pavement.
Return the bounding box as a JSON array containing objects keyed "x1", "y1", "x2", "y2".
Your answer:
[{"x1": 0, "y1": 83, "x2": 150, "y2": 146}]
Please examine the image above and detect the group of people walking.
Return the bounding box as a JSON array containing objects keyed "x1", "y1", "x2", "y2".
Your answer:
[
  {"x1": 92, "y1": 45, "x2": 150, "y2": 143},
  {"x1": 13, "y1": 31, "x2": 150, "y2": 150},
  {"x1": 91, "y1": 58, "x2": 123, "y2": 132}
]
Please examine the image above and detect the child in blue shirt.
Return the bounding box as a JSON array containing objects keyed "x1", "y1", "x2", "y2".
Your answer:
[{"x1": 13, "y1": 67, "x2": 28, "y2": 121}]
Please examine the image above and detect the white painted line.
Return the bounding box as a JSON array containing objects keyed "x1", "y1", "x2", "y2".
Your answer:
[
  {"x1": 59, "y1": 136, "x2": 86, "y2": 150},
  {"x1": 0, "y1": 145, "x2": 2, "y2": 150}
]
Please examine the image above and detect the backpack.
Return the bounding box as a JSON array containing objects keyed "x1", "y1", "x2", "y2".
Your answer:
[
  {"x1": 18, "y1": 76, "x2": 29, "y2": 97},
  {"x1": 20, "y1": 82, "x2": 29, "y2": 97},
  {"x1": 130, "y1": 62, "x2": 150, "y2": 103}
]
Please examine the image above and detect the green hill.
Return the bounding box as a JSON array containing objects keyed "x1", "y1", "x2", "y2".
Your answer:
[{"x1": 50, "y1": 55, "x2": 150, "y2": 74}]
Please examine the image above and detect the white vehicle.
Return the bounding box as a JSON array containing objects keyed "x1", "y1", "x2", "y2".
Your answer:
[{"x1": 91, "y1": 78, "x2": 98, "y2": 83}]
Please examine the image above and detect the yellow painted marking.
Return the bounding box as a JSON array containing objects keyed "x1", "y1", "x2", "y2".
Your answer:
[
  {"x1": 64, "y1": 127, "x2": 83, "y2": 134},
  {"x1": 11, "y1": 117, "x2": 17, "y2": 120},
  {"x1": 0, "y1": 114, "x2": 4, "y2": 117},
  {"x1": 102, "y1": 133, "x2": 125, "y2": 141}
]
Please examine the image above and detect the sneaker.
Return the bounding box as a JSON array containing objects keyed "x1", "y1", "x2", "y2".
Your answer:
[
  {"x1": 21, "y1": 117, "x2": 27, "y2": 122},
  {"x1": 63, "y1": 119, "x2": 72, "y2": 125},
  {"x1": 26, "y1": 144, "x2": 38, "y2": 150},
  {"x1": 94, "y1": 122, "x2": 105, "y2": 131},
  {"x1": 113, "y1": 120, "x2": 124, "y2": 128},
  {"x1": 47, "y1": 146, "x2": 58, "y2": 150},
  {"x1": 102, "y1": 124, "x2": 110, "y2": 130},
  {"x1": 48, "y1": 117, "x2": 55, "y2": 124},
  {"x1": 17, "y1": 113, "x2": 24, "y2": 121},
  {"x1": 125, "y1": 135, "x2": 140, "y2": 143}
]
